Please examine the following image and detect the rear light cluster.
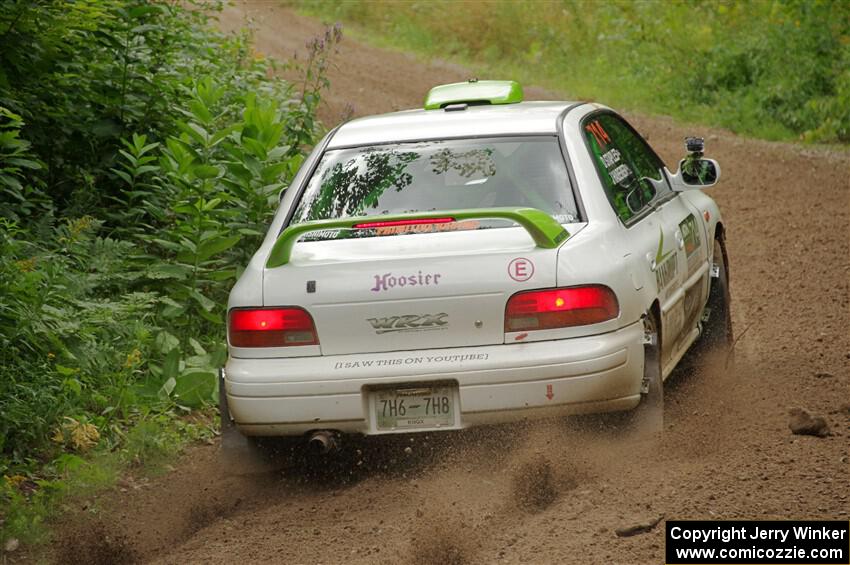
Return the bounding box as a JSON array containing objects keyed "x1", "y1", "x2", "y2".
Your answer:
[
  {"x1": 505, "y1": 285, "x2": 619, "y2": 332},
  {"x1": 228, "y1": 307, "x2": 318, "y2": 347}
]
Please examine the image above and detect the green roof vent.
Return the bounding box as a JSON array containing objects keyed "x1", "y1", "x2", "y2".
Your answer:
[{"x1": 424, "y1": 79, "x2": 523, "y2": 110}]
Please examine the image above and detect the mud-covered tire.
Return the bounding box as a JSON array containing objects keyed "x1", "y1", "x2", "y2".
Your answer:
[
  {"x1": 701, "y1": 237, "x2": 733, "y2": 352},
  {"x1": 597, "y1": 311, "x2": 663, "y2": 437},
  {"x1": 628, "y1": 310, "x2": 664, "y2": 436}
]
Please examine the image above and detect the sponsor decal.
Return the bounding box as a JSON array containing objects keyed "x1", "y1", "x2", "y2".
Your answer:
[
  {"x1": 367, "y1": 312, "x2": 448, "y2": 334},
  {"x1": 508, "y1": 257, "x2": 535, "y2": 282},
  {"x1": 654, "y1": 226, "x2": 675, "y2": 267},
  {"x1": 681, "y1": 284, "x2": 702, "y2": 334},
  {"x1": 333, "y1": 352, "x2": 489, "y2": 370},
  {"x1": 665, "y1": 301, "x2": 685, "y2": 346},
  {"x1": 303, "y1": 228, "x2": 340, "y2": 241},
  {"x1": 653, "y1": 226, "x2": 678, "y2": 291},
  {"x1": 554, "y1": 229, "x2": 569, "y2": 244},
  {"x1": 655, "y1": 252, "x2": 678, "y2": 291},
  {"x1": 371, "y1": 270, "x2": 441, "y2": 292},
  {"x1": 666, "y1": 284, "x2": 704, "y2": 353},
  {"x1": 679, "y1": 214, "x2": 703, "y2": 276},
  {"x1": 553, "y1": 213, "x2": 578, "y2": 224},
  {"x1": 679, "y1": 214, "x2": 702, "y2": 258}
]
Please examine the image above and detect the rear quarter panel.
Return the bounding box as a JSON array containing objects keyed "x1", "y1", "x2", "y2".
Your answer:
[{"x1": 558, "y1": 104, "x2": 659, "y2": 326}]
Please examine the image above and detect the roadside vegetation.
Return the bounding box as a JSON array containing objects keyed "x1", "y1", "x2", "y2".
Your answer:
[
  {"x1": 0, "y1": 0, "x2": 338, "y2": 548},
  {"x1": 298, "y1": 0, "x2": 850, "y2": 144}
]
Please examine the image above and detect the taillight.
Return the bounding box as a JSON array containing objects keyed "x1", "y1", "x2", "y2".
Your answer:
[
  {"x1": 228, "y1": 307, "x2": 319, "y2": 347},
  {"x1": 505, "y1": 286, "x2": 619, "y2": 332},
  {"x1": 353, "y1": 217, "x2": 455, "y2": 229}
]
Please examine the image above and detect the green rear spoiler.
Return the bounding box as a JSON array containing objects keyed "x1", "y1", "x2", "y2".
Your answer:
[
  {"x1": 424, "y1": 79, "x2": 523, "y2": 110},
  {"x1": 266, "y1": 207, "x2": 570, "y2": 268}
]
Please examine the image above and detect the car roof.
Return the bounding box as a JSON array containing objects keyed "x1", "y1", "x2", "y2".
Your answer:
[{"x1": 327, "y1": 101, "x2": 582, "y2": 149}]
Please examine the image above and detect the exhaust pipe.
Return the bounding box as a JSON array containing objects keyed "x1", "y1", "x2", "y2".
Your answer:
[{"x1": 307, "y1": 430, "x2": 338, "y2": 454}]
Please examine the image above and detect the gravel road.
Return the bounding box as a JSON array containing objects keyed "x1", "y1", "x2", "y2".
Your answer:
[{"x1": 48, "y1": 3, "x2": 850, "y2": 564}]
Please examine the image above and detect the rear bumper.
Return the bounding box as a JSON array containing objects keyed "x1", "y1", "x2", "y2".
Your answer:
[{"x1": 224, "y1": 321, "x2": 644, "y2": 436}]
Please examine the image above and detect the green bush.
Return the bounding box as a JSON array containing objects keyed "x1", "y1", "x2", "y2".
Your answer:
[
  {"x1": 0, "y1": 0, "x2": 340, "y2": 539},
  {"x1": 298, "y1": 0, "x2": 850, "y2": 143},
  {"x1": 0, "y1": 107, "x2": 46, "y2": 221},
  {"x1": 0, "y1": 217, "x2": 158, "y2": 469}
]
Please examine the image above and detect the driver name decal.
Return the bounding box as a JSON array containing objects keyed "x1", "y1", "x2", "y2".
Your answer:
[
  {"x1": 610, "y1": 164, "x2": 632, "y2": 184},
  {"x1": 600, "y1": 148, "x2": 621, "y2": 167}
]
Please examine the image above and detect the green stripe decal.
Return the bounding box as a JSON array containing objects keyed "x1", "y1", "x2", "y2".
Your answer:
[
  {"x1": 654, "y1": 225, "x2": 674, "y2": 268},
  {"x1": 266, "y1": 207, "x2": 569, "y2": 268}
]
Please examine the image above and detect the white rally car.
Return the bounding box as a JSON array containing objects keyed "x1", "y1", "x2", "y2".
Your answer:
[{"x1": 221, "y1": 80, "x2": 731, "y2": 453}]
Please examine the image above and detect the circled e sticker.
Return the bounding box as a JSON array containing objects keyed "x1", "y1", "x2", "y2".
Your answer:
[{"x1": 508, "y1": 257, "x2": 534, "y2": 282}]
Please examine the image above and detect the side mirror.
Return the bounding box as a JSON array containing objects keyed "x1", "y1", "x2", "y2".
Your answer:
[
  {"x1": 668, "y1": 136, "x2": 720, "y2": 190},
  {"x1": 677, "y1": 157, "x2": 720, "y2": 187}
]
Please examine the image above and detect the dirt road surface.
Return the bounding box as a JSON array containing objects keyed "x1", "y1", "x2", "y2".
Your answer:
[{"x1": 48, "y1": 3, "x2": 849, "y2": 564}]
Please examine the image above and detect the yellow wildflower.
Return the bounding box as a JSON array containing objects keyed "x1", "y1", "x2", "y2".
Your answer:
[
  {"x1": 70, "y1": 422, "x2": 99, "y2": 451},
  {"x1": 58, "y1": 417, "x2": 100, "y2": 452},
  {"x1": 4, "y1": 475, "x2": 26, "y2": 488},
  {"x1": 15, "y1": 257, "x2": 36, "y2": 272},
  {"x1": 51, "y1": 427, "x2": 65, "y2": 444},
  {"x1": 124, "y1": 348, "x2": 142, "y2": 368},
  {"x1": 66, "y1": 216, "x2": 95, "y2": 241}
]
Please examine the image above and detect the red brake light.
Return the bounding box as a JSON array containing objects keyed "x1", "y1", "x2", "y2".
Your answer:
[
  {"x1": 229, "y1": 308, "x2": 318, "y2": 347},
  {"x1": 353, "y1": 217, "x2": 456, "y2": 229},
  {"x1": 505, "y1": 286, "x2": 619, "y2": 332}
]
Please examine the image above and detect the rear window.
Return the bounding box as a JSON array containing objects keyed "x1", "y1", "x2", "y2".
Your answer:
[{"x1": 289, "y1": 137, "x2": 578, "y2": 237}]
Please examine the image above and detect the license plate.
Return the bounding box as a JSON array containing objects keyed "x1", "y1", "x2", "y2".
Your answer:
[{"x1": 371, "y1": 385, "x2": 457, "y2": 431}]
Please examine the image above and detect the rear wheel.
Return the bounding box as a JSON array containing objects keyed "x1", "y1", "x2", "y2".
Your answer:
[
  {"x1": 596, "y1": 310, "x2": 663, "y2": 437},
  {"x1": 629, "y1": 310, "x2": 664, "y2": 436},
  {"x1": 701, "y1": 237, "x2": 733, "y2": 352}
]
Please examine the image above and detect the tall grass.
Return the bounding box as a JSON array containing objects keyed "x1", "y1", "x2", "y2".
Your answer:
[{"x1": 298, "y1": 0, "x2": 850, "y2": 143}]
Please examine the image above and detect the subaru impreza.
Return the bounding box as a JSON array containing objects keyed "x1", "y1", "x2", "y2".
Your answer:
[{"x1": 221, "y1": 80, "x2": 731, "y2": 453}]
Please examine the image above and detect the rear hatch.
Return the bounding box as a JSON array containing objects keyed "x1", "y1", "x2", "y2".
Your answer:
[
  {"x1": 261, "y1": 134, "x2": 581, "y2": 355},
  {"x1": 263, "y1": 227, "x2": 559, "y2": 355}
]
